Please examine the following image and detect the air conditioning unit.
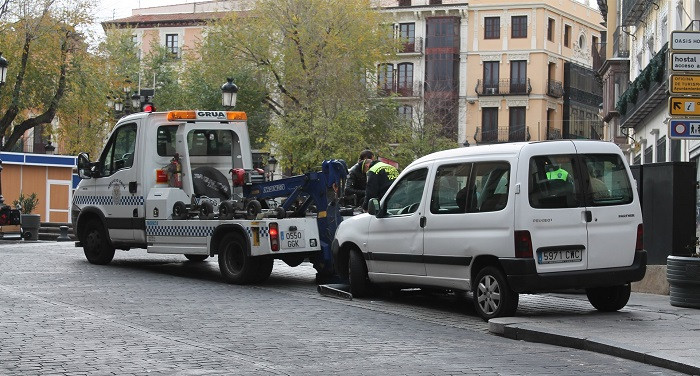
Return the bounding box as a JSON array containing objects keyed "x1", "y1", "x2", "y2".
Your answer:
[{"x1": 485, "y1": 87, "x2": 497, "y2": 95}]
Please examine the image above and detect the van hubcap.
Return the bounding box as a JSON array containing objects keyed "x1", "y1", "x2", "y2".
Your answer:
[{"x1": 477, "y1": 275, "x2": 501, "y2": 315}]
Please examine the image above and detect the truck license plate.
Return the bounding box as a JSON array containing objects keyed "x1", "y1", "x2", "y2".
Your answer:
[
  {"x1": 281, "y1": 230, "x2": 305, "y2": 249},
  {"x1": 537, "y1": 249, "x2": 583, "y2": 264}
]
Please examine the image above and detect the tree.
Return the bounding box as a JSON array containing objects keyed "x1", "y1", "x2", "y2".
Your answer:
[
  {"x1": 0, "y1": 0, "x2": 96, "y2": 152},
  {"x1": 226, "y1": 0, "x2": 400, "y2": 173}
]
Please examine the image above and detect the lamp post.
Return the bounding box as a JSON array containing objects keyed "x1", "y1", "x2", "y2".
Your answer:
[
  {"x1": 221, "y1": 78, "x2": 238, "y2": 109},
  {"x1": 267, "y1": 155, "x2": 278, "y2": 181},
  {"x1": 0, "y1": 52, "x2": 8, "y2": 87},
  {"x1": 108, "y1": 79, "x2": 144, "y2": 119}
]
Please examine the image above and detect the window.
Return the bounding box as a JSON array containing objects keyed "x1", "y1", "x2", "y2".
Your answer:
[
  {"x1": 579, "y1": 34, "x2": 586, "y2": 49},
  {"x1": 429, "y1": 0, "x2": 442, "y2": 4},
  {"x1": 384, "y1": 168, "x2": 428, "y2": 216},
  {"x1": 165, "y1": 34, "x2": 179, "y2": 57},
  {"x1": 188, "y1": 130, "x2": 236, "y2": 156},
  {"x1": 581, "y1": 154, "x2": 633, "y2": 206},
  {"x1": 644, "y1": 145, "x2": 653, "y2": 164},
  {"x1": 397, "y1": 63, "x2": 414, "y2": 95},
  {"x1": 378, "y1": 63, "x2": 394, "y2": 93},
  {"x1": 398, "y1": 0, "x2": 411, "y2": 6},
  {"x1": 99, "y1": 123, "x2": 137, "y2": 177},
  {"x1": 482, "y1": 108, "x2": 498, "y2": 142},
  {"x1": 426, "y1": 17, "x2": 458, "y2": 48},
  {"x1": 564, "y1": 25, "x2": 571, "y2": 47},
  {"x1": 529, "y1": 155, "x2": 579, "y2": 209},
  {"x1": 483, "y1": 61, "x2": 499, "y2": 94},
  {"x1": 426, "y1": 53, "x2": 458, "y2": 91},
  {"x1": 485, "y1": 17, "x2": 500, "y2": 39},
  {"x1": 657, "y1": 136, "x2": 667, "y2": 163},
  {"x1": 547, "y1": 18, "x2": 555, "y2": 41},
  {"x1": 511, "y1": 16, "x2": 527, "y2": 38},
  {"x1": 431, "y1": 162, "x2": 509, "y2": 214},
  {"x1": 509, "y1": 107, "x2": 526, "y2": 141},
  {"x1": 398, "y1": 105, "x2": 413, "y2": 122},
  {"x1": 510, "y1": 60, "x2": 527, "y2": 94},
  {"x1": 399, "y1": 23, "x2": 416, "y2": 52}
]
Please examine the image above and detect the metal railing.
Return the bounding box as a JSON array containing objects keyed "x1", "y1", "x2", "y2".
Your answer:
[
  {"x1": 621, "y1": 0, "x2": 650, "y2": 27},
  {"x1": 546, "y1": 79, "x2": 564, "y2": 98},
  {"x1": 399, "y1": 37, "x2": 423, "y2": 54},
  {"x1": 378, "y1": 80, "x2": 421, "y2": 97},
  {"x1": 475, "y1": 126, "x2": 530, "y2": 143},
  {"x1": 475, "y1": 78, "x2": 532, "y2": 96}
]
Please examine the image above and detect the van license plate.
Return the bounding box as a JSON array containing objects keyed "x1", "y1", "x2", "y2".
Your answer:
[
  {"x1": 281, "y1": 230, "x2": 305, "y2": 249},
  {"x1": 537, "y1": 249, "x2": 583, "y2": 264}
]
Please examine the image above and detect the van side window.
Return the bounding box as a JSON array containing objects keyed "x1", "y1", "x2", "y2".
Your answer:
[
  {"x1": 471, "y1": 162, "x2": 510, "y2": 212},
  {"x1": 384, "y1": 168, "x2": 428, "y2": 216},
  {"x1": 430, "y1": 163, "x2": 471, "y2": 214},
  {"x1": 581, "y1": 154, "x2": 633, "y2": 206},
  {"x1": 98, "y1": 123, "x2": 137, "y2": 177},
  {"x1": 529, "y1": 155, "x2": 579, "y2": 208}
]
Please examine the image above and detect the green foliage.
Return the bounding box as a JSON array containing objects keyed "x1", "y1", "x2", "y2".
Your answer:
[{"x1": 13, "y1": 192, "x2": 38, "y2": 214}]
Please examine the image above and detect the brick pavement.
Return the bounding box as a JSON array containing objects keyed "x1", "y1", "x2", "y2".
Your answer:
[{"x1": 0, "y1": 241, "x2": 685, "y2": 375}]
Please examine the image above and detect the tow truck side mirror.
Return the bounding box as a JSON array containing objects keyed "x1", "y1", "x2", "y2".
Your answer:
[
  {"x1": 77, "y1": 152, "x2": 92, "y2": 180},
  {"x1": 367, "y1": 198, "x2": 381, "y2": 216}
]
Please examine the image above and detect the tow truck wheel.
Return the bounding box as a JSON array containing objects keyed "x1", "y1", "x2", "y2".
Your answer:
[
  {"x1": 82, "y1": 222, "x2": 115, "y2": 265},
  {"x1": 218, "y1": 233, "x2": 259, "y2": 284},
  {"x1": 253, "y1": 256, "x2": 274, "y2": 283},
  {"x1": 349, "y1": 249, "x2": 372, "y2": 298},
  {"x1": 184, "y1": 254, "x2": 208, "y2": 262}
]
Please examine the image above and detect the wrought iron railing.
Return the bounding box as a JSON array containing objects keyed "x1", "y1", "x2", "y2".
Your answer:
[
  {"x1": 399, "y1": 37, "x2": 423, "y2": 53},
  {"x1": 547, "y1": 79, "x2": 563, "y2": 98},
  {"x1": 378, "y1": 80, "x2": 421, "y2": 97},
  {"x1": 475, "y1": 78, "x2": 532, "y2": 96},
  {"x1": 475, "y1": 126, "x2": 530, "y2": 143}
]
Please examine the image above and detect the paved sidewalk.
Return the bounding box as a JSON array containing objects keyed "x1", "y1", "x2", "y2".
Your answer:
[{"x1": 490, "y1": 292, "x2": 700, "y2": 375}]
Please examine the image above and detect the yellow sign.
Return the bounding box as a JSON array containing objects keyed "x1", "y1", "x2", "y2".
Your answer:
[
  {"x1": 670, "y1": 75, "x2": 700, "y2": 94},
  {"x1": 669, "y1": 97, "x2": 700, "y2": 116}
]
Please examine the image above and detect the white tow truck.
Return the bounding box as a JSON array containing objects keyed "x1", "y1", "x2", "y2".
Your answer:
[{"x1": 72, "y1": 109, "x2": 346, "y2": 283}]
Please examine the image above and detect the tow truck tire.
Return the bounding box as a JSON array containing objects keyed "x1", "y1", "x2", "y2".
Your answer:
[
  {"x1": 219, "y1": 201, "x2": 235, "y2": 220},
  {"x1": 586, "y1": 284, "x2": 631, "y2": 312},
  {"x1": 246, "y1": 200, "x2": 262, "y2": 220},
  {"x1": 218, "y1": 233, "x2": 259, "y2": 284},
  {"x1": 82, "y1": 222, "x2": 115, "y2": 265},
  {"x1": 199, "y1": 201, "x2": 215, "y2": 220},
  {"x1": 349, "y1": 249, "x2": 372, "y2": 298},
  {"x1": 253, "y1": 256, "x2": 274, "y2": 283},
  {"x1": 184, "y1": 254, "x2": 208, "y2": 262},
  {"x1": 172, "y1": 201, "x2": 187, "y2": 220}
]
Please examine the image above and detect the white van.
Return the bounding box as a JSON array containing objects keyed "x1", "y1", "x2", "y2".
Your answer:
[{"x1": 332, "y1": 140, "x2": 646, "y2": 320}]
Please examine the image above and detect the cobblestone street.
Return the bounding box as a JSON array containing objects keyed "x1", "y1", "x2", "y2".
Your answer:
[{"x1": 0, "y1": 242, "x2": 682, "y2": 375}]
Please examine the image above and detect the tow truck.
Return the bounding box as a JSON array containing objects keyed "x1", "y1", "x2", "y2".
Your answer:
[{"x1": 72, "y1": 109, "x2": 347, "y2": 283}]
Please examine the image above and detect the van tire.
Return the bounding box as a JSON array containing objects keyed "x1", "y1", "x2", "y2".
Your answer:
[
  {"x1": 82, "y1": 222, "x2": 115, "y2": 265},
  {"x1": 473, "y1": 266, "x2": 518, "y2": 321},
  {"x1": 185, "y1": 254, "x2": 208, "y2": 262},
  {"x1": 349, "y1": 250, "x2": 372, "y2": 298},
  {"x1": 218, "y1": 233, "x2": 258, "y2": 284},
  {"x1": 586, "y1": 284, "x2": 631, "y2": 312}
]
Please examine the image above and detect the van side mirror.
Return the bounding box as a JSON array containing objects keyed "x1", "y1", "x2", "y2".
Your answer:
[
  {"x1": 77, "y1": 152, "x2": 93, "y2": 179},
  {"x1": 367, "y1": 198, "x2": 381, "y2": 216}
]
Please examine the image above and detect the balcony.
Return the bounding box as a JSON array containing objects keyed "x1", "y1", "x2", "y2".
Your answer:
[
  {"x1": 618, "y1": 43, "x2": 668, "y2": 128},
  {"x1": 612, "y1": 26, "x2": 630, "y2": 58},
  {"x1": 547, "y1": 128, "x2": 562, "y2": 140},
  {"x1": 475, "y1": 126, "x2": 530, "y2": 144},
  {"x1": 622, "y1": 0, "x2": 652, "y2": 27},
  {"x1": 399, "y1": 37, "x2": 423, "y2": 54},
  {"x1": 378, "y1": 81, "x2": 421, "y2": 97},
  {"x1": 546, "y1": 79, "x2": 563, "y2": 98},
  {"x1": 476, "y1": 79, "x2": 532, "y2": 96}
]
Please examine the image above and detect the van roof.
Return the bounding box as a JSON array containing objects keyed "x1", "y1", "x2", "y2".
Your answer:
[{"x1": 409, "y1": 140, "x2": 619, "y2": 167}]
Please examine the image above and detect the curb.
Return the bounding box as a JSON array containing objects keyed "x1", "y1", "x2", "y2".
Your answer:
[{"x1": 488, "y1": 319, "x2": 700, "y2": 375}]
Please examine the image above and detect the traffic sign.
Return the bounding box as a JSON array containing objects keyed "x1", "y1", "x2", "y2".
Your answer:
[
  {"x1": 671, "y1": 53, "x2": 700, "y2": 71},
  {"x1": 669, "y1": 97, "x2": 700, "y2": 116},
  {"x1": 671, "y1": 31, "x2": 700, "y2": 51},
  {"x1": 670, "y1": 74, "x2": 700, "y2": 94},
  {"x1": 669, "y1": 119, "x2": 700, "y2": 139}
]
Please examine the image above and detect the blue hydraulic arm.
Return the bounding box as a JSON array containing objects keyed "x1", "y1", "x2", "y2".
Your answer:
[{"x1": 242, "y1": 160, "x2": 348, "y2": 278}]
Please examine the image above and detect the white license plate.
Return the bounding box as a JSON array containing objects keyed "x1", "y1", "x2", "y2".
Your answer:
[
  {"x1": 281, "y1": 230, "x2": 305, "y2": 249},
  {"x1": 537, "y1": 249, "x2": 583, "y2": 264}
]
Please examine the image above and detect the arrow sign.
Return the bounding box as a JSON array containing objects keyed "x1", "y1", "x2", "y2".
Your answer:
[{"x1": 669, "y1": 97, "x2": 700, "y2": 115}]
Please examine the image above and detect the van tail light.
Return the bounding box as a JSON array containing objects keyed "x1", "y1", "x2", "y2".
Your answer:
[
  {"x1": 635, "y1": 224, "x2": 644, "y2": 251},
  {"x1": 514, "y1": 230, "x2": 533, "y2": 258},
  {"x1": 269, "y1": 222, "x2": 280, "y2": 252},
  {"x1": 156, "y1": 169, "x2": 168, "y2": 183}
]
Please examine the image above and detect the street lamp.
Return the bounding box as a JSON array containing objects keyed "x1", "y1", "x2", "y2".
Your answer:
[
  {"x1": 0, "y1": 52, "x2": 8, "y2": 86},
  {"x1": 221, "y1": 78, "x2": 238, "y2": 109},
  {"x1": 44, "y1": 140, "x2": 55, "y2": 155},
  {"x1": 131, "y1": 92, "x2": 141, "y2": 109},
  {"x1": 267, "y1": 155, "x2": 278, "y2": 181},
  {"x1": 114, "y1": 97, "x2": 124, "y2": 113}
]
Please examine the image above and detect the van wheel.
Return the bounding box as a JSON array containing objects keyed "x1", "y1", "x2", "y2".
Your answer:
[
  {"x1": 473, "y1": 266, "x2": 518, "y2": 321},
  {"x1": 218, "y1": 233, "x2": 258, "y2": 284},
  {"x1": 349, "y1": 249, "x2": 372, "y2": 298},
  {"x1": 184, "y1": 254, "x2": 208, "y2": 262},
  {"x1": 586, "y1": 284, "x2": 631, "y2": 312},
  {"x1": 82, "y1": 222, "x2": 115, "y2": 265}
]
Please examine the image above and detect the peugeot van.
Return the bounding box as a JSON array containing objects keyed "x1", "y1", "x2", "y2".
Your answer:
[{"x1": 332, "y1": 140, "x2": 646, "y2": 320}]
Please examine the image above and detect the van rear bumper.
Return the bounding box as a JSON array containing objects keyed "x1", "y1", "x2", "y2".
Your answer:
[{"x1": 500, "y1": 251, "x2": 647, "y2": 293}]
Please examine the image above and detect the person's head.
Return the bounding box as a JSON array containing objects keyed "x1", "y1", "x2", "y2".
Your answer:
[
  {"x1": 362, "y1": 158, "x2": 375, "y2": 174},
  {"x1": 358, "y1": 149, "x2": 374, "y2": 162}
]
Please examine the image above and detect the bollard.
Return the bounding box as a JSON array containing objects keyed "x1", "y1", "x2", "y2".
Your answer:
[{"x1": 57, "y1": 225, "x2": 71, "y2": 242}]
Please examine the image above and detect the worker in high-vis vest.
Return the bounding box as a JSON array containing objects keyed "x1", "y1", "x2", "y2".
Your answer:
[
  {"x1": 362, "y1": 159, "x2": 399, "y2": 210},
  {"x1": 546, "y1": 165, "x2": 569, "y2": 181}
]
